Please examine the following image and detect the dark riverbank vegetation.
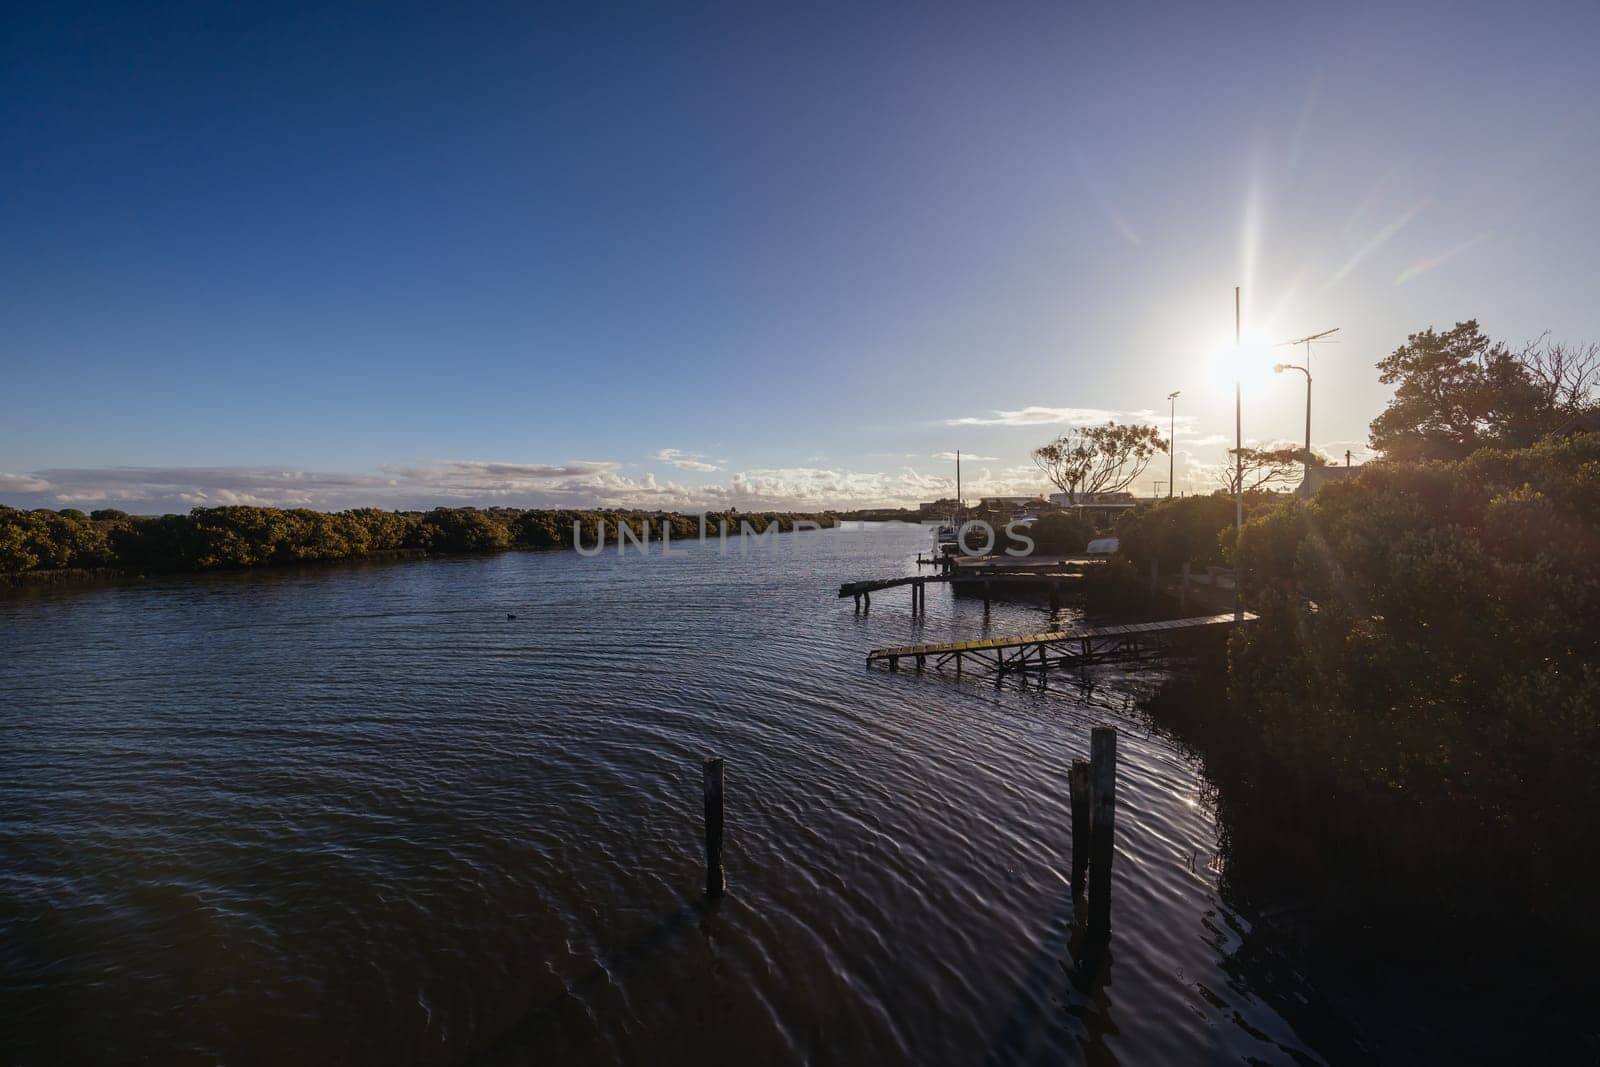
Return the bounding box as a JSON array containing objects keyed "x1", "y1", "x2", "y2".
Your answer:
[
  {"x1": 0, "y1": 505, "x2": 837, "y2": 581},
  {"x1": 1129, "y1": 323, "x2": 1600, "y2": 1009}
]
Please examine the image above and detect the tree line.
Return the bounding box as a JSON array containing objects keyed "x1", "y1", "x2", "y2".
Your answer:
[
  {"x1": 1120, "y1": 320, "x2": 1600, "y2": 970},
  {"x1": 0, "y1": 505, "x2": 837, "y2": 576}
]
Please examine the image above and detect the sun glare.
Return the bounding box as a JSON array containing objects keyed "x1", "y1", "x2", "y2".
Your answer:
[{"x1": 1205, "y1": 329, "x2": 1279, "y2": 396}]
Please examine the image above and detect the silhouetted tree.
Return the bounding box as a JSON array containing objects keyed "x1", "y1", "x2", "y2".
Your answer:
[
  {"x1": 1032, "y1": 421, "x2": 1167, "y2": 500},
  {"x1": 1369, "y1": 321, "x2": 1549, "y2": 460},
  {"x1": 1215, "y1": 446, "x2": 1326, "y2": 494}
]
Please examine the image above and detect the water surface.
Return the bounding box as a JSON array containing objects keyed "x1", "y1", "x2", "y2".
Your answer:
[{"x1": 2, "y1": 524, "x2": 1342, "y2": 1063}]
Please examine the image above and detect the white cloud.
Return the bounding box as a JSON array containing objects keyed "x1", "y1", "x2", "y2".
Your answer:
[
  {"x1": 653, "y1": 448, "x2": 722, "y2": 472},
  {"x1": 946, "y1": 406, "x2": 1127, "y2": 427},
  {"x1": 0, "y1": 473, "x2": 51, "y2": 493},
  {"x1": 944, "y1": 407, "x2": 1168, "y2": 429}
]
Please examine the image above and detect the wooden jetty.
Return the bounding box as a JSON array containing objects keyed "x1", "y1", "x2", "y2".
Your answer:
[
  {"x1": 842, "y1": 553, "x2": 1109, "y2": 612},
  {"x1": 839, "y1": 570, "x2": 1089, "y2": 613},
  {"x1": 866, "y1": 612, "x2": 1256, "y2": 674}
]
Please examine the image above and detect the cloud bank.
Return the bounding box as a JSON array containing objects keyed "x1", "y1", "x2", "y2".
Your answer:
[{"x1": 0, "y1": 459, "x2": 1053, "y2": 514}]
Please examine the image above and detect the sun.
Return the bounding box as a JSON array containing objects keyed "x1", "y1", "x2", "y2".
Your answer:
[{"x1": 1206, "y1": 329, "x2": 1280, "y2": 398}]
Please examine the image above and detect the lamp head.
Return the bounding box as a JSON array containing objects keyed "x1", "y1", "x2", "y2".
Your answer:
[
  {"x1": 1167, "y1": 390, "x2": 1181, "y2": 400},
  {"x1": 1273, "y1": 363, "x2": 1288, "y2": 373}
]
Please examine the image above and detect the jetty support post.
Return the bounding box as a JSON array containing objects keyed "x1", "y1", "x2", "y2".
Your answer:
[
  {"x1": 1088, "y1": 727, "x2": 1117, "y2": 932},
  {"x1": 703, "y1": 757, "x2": 726, "y2": 898},
  {"x1": 1070, "y1": 760, "x2": 1091, "y2": 899},
  {"x1": 983, "y1": 580, "x2": 992, "y2": 613},
  {"x1": 854, "y1": 592, "x2": 861, "y2": 613},
  {"x1": 863, "y1": 590, "x2": 871, "y2": 613}
]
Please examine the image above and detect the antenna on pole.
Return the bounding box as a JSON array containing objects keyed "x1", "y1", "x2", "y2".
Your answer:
[
  {"x1": 1276, "y1": 327, "x2": 1340, "y2": 377},
  {"x1": 1275, "y1": 327, "x2": 1338, "y2": 496}
]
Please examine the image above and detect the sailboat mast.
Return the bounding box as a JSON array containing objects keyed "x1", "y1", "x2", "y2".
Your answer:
[{"x1": 956, "y1": 450, "x2": 961, "y2": 510}]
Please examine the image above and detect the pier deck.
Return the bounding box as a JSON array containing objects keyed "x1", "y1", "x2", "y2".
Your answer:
[{"x1": 867, "y1": 612, "x2": 1256, "y2": 674}]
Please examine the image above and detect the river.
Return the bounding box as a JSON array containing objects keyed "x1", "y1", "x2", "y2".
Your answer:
[{"x1": 1, "y1": 522, "x2": 1351, "y2": 1063}]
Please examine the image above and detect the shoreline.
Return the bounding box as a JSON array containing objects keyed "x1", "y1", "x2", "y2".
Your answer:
[{"x1": 0, "y1": 506, "x2": 839, "y2": 588}]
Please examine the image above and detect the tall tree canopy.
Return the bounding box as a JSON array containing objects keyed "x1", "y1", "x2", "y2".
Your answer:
[
  {"x1": 1032, "y1": 421, "x2": 1167, "y2": 500},
  {"x1": 1367, "y1": 320, "x2": 1593, "y2": 461}
]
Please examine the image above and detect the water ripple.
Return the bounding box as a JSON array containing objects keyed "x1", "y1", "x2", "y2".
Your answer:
[{"x1": 1, "y1": 528, "x2": 1335, "y2": 1064}]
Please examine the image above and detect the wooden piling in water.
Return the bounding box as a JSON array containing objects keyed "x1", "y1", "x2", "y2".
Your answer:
[
  {"x1": 1069, "y1": 760, "x2": 1091, "y2": 898},
  {"x1": 1088, "y1": 727, "x2": 1117, "y2": 931},
  {"x1": 703, "y1": 757, "x2": 725, "y2": 897}
]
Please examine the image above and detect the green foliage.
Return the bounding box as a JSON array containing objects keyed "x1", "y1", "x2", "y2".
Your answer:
[
  {"x1": 1222, "y1": 433, "x2": 1600, "y2": 945},
  {"x1": 1027, "y1": 511, "x2": 1098, "y2": 553},
  {"x1": 0, "y1": 507, "x2": 113, "y2": 572},
  {"x1": 1116, "y1": 495, "x2": 1231, "y2": 571},
  {"x1": 1369, "y1": 320, "x2": 1551, "y2": 461},
  {"x1": 412, "y1": 508, "x2": 512, "y2": 554},
  {"x1": 1112, "y1": 491, "x2": 1283, "y2": 572},
  {"x1": 0, "y1": 504, "x2": 836, "y2": 575}
]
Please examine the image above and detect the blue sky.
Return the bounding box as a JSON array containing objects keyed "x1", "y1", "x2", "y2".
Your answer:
[{"x1": 3, "y1": 1, "x2": 1597, "y2": 511}]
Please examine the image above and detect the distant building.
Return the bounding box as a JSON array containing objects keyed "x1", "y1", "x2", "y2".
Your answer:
[
  {"x1": 917, "y1": 497, "x2": 961, "y2": 517},
  {"x1": 978, "y1": 495, "x2": 1048, "y2": 518},
  {"x1": 1295, "y1": 465, "x2": 1361, "y2": 497},
  {"x1": 1049, "y1": 492, "x2": 1139, "y2": 508}
]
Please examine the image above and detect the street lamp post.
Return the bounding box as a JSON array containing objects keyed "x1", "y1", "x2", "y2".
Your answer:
[
  {"x1": 1274, "y1": 327, "x2": 1337, "y2": 497},
  {"x1": 1274, "y1": 362, "x2": 1312, "y2": 495},
  {"x1": 1166, "y1": 390, "x2": 1180, "y2": 498},
  {"x1": 1233, "y1": 288, "x2": 1242, "y2": 538}
]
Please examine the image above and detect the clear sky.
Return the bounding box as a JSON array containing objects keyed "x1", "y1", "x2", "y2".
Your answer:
[{"x1": 4, "y1": 1, "x2": 1598, "y2": 512}]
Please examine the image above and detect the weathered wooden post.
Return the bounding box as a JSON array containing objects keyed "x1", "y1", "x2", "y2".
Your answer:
[
  {"x1": 983, "y1": 580, "x2": 992, "y2": 612},
  {"x1": 1069, "y1": 760, "x2": 1091, "y2": 898},
  {"x1": 1049, "y1": 580, "x2": 1060, "y2": 613},
  {"x1": 703, "y1": 757, "x2": 725, "y2": 897},
  {"x1": 1088, "y1": 727, "x2": 1117, "y2": 932},
  {"x1": 854, "y1": 592, "x2": 862, "y2": 613},
  {"x1": 863, "y1": 590, "x2": 871, "y2": 612}
]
